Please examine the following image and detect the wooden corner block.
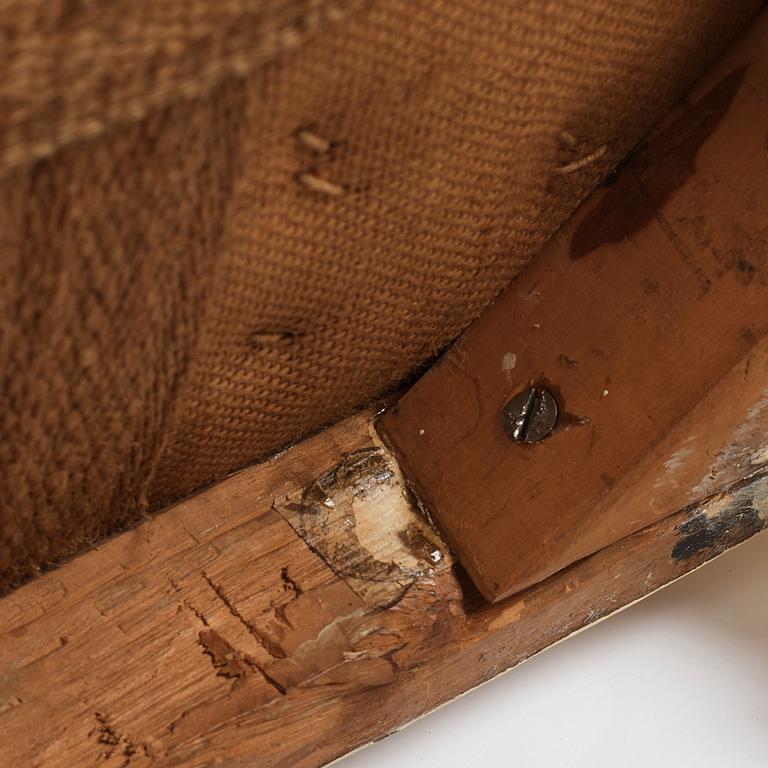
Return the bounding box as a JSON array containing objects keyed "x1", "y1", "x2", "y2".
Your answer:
[{"x1": 380, "y1": 27, "x2": 768, "y2": 602}]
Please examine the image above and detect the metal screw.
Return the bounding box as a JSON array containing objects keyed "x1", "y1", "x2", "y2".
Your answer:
[{"x1": 502, "y1": 386, "x2": 558, "y2": 444}]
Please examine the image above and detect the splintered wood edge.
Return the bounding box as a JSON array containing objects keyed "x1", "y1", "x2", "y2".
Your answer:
[{"x1": 1, "y1": 409, "x2": 766, "y2": 768}]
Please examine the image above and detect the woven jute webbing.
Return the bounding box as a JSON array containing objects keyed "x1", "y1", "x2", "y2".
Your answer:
[{"x1": 0, "y1": 0, "x2": 762, "y2": 589}]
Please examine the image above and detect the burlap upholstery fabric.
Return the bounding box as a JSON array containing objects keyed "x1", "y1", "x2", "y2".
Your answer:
[{"x1": 0, "y1": 0, "x2": 761, "y2": 589}]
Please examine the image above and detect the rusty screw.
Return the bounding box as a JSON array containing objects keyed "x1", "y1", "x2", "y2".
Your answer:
[{"x1": 502, "y1": 386, "x2": 558, "y2": 444}]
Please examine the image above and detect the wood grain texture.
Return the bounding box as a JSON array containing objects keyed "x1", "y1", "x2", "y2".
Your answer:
[
  {"x1": 1, "y1": 410, "x2": 766, "y2": 768},
  {"x1": 379, "y1": 12, "x2": 768, "y2": 601}
]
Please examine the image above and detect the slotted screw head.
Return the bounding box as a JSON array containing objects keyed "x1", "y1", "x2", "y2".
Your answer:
[{"x1": 502, "y1": 386, "x2": 558, "y2": 444}]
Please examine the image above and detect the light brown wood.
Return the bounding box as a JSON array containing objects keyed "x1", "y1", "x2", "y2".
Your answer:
[
  {"x1": 379, "y1": 14, "x2": 768, "y2": 601},
  {"x1": 1, "y1": 409, "x2": 765, "y2": 768},
  {"x1": 4, "y1": 14, "x2": 768, "y2": 766}
]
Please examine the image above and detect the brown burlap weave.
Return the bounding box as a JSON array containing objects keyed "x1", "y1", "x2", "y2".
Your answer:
[{"x1": 0, "y1": 0, "x2": 761, "y2": 589}]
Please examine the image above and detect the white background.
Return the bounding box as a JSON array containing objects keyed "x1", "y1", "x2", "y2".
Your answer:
[{"x1": 341, "y1": 531, "x2": 768, "y2": 768}]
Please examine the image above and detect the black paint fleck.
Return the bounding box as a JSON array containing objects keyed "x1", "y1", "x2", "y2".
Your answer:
[{"x1": 672, "y1": 502, "x2": 764, "y2": 562}]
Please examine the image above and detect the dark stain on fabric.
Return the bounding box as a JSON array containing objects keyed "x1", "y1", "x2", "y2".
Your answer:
[{"x1": 571, "y1": 68, "x2": 746, "y2": 260}]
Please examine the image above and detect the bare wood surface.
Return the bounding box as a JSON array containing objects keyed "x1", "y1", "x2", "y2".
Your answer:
[
  {"x1": 1, "y1": 409, "x2": 766, "y2": 768},
  {"x1": 379, "y1": 13, "x2": 768, "y2": 602}
]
